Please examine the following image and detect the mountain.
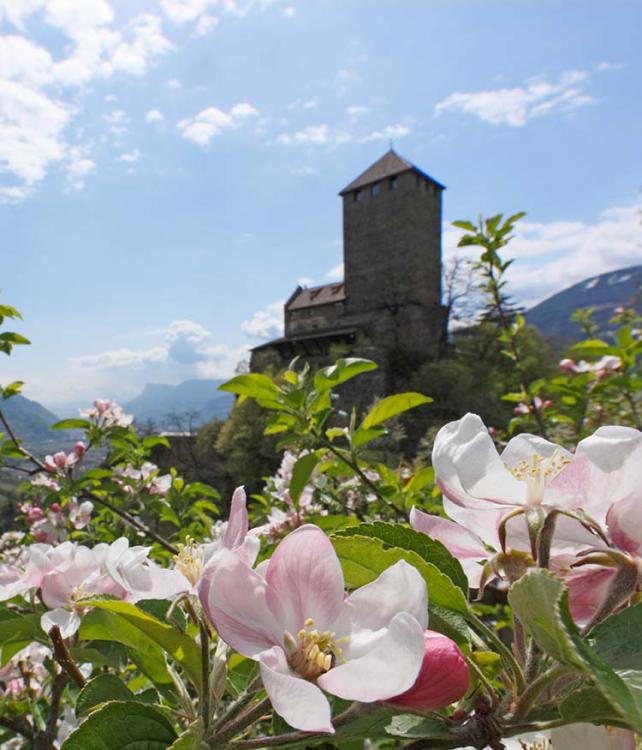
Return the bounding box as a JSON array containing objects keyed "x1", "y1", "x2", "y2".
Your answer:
[
  {"x1": 526, "y1": 265, "x2": 642, "y2": 344},
  {"x1": 1, "y1": 394, "x2": 60, "y2": 447},
  {"x1": 123, "y1": 379, "x2": 234, "y2": 429}
]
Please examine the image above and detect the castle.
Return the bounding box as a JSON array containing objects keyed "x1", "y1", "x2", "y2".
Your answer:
[{"x1": 251, "y1": 149, "x2": 448, "y2": 379}]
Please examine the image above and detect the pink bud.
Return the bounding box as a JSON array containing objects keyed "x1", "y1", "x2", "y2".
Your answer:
[
  {"x1": 28, "y1": 507, "x2": 45, "y2": 523},
  {"x1": 34, "y1": 532, "x2": 48, "y2": 543},
  {"x1": 73, "y1": 441, "x2": 87, "y2": 458},
  {"x1": 53, "y1": 451, "x2": 68, "y2": 469},
  {"x1": 50, "y1": 502, "x2": 61, "y2": 513},
  {"x1": 389, "y1": 630, "x2": 469, "y2": 710},
  {"x1": 559, "y1": 358, "x2": 578, "y2": 374},
  {"x1": 615, "y1": 306, "x2": 626, "y2": 314}
]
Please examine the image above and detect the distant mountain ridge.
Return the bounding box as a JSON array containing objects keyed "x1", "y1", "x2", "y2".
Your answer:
[
  {"x1": 123, "y1": 379, "x2": 234, "y2": 429},
  {"x1": 526, "y1": 265, "x2": 642, "y2": 343},
  {"x1": 1, "y1": 394, "x2": 60, "y2": 447}
]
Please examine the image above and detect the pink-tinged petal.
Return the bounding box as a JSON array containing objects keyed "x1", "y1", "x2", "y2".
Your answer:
[
  {"x1": 564, "y1": 566, "x2": 617, "y2": 626},
  {"x1": 198, "y1": 549, "x2": 280, "y2": 657},
  {"x1": 40, "y1": 608, "x2": 81, "y2": 638},
  {"x1": 389, "y1": 630, "x2": 469, "y2": 710},
  {"x1": 317, "y1": 611, "x2": 424, "y2": 702},
  {"x1": 223, "y1": 486, "x2": 249, "y2": 550},
  {"x1": 259, "y1": 646, "x2": 334, "y2": 733},
  {"x1": 126, "y1": 566, "x2": 191, "y2": 602},
  {"x1": 346, "y1": 559, "x2": 428, "y2": 637},
  {"x1": 237, "y1": 534, "x2": 261, "y2": 567},
  {"x1": 441, "y1": 497, "x2": 506, "y2": 552},
  {"x1": 607, "y1": 499, "x2": 642, "y2": 555},
  {"x1": 573, "y1": 426, "x2": 642, "y2": 523},
  {"x1": 410, "y1": 507, "x2": 488, "y2": 560},
  {"x1": 265, "y1": 525, "x2": 344, "y2": 635},
  {"x1": 432, "y1": 414, "x2": 526, "y2": 509},
  {"x1": 550, "y1": 723, "x2": 630, "y2": 749}
]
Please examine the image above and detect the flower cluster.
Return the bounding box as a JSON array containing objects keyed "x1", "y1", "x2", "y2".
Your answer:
[
  {"x1": 18, "y1": 497, "x2": 93, "y2": 543},
  {"x1": 112, "y1": 462, "x2": 172, "y2": 496},
  {"x1": 559, "y1": 355, "x2": 623, "y2": 379},
  {"x1": 79, "y1": 398, "x2": 133, "y2": 428},
  {"x1": 43, "y1": 441, "x2": 87, "y2": 475}
]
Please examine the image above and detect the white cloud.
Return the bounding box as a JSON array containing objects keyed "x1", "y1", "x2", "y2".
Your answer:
[
  {"x1": 597, "y1": 61, "x2": 625, "y2": 73},
  {"x1": 145, "y1": 108, "x2": 163, "y2": 123},
  {"x1": 444, "y1": 202, "x2": 641, "y2": 307},
  {"x1": 193, "y1": 13, "x2": 218, "y2": 36},
  {"x1": 283, "y1": 6, "x2": 295, "y2": 17},
  {"x1": 167, "y1": 77, "x2": 182, "y2": 88},
  {"x1": 326, "y1": 262, "x2": 343, "y2": 281},
  {"x1": 435, "y1": 70, "x2": 596, "y2": 127},
  {"x1": 70, "y1": 319, "x2": 248, "y2": 381},
  {"x1": 296, "y1": 276, "x2": 314, "y2": 286},
  {"x1": 347, "y1": 104, "x2": 368, "y2": 118},
  {"x1": 103, "y1": 108, "x2": 129, "y2": 135},
  {"x1": 65, "y1": 144, "x2": 95, "y2": 191},
  {"x1": 0, "y1": 2, "x2": 174, "y2": 199},
  {"x1": 241, "y1": 300, "x2": 284, "y2": 340},
  {"x1": 116, "y1": 148, "x2": 141, "y2": 163},
  {"x1": 178, "y1": 102, "x2": 259, "y2": 146},
  {"x1": 360, "y1": 123, "x2": 410, "y2": 142},
  {"x1": 277, "y1": 124, "x2": 332, "y2": 145},
  {"x1": 290, "y1": 165, "x2": 316, "y2": 176}
]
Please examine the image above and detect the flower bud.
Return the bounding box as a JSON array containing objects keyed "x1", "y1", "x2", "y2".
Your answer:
[
  {"x1": 389, "y1": 630, "x2": 469, "y2": 711},
  {"x1": 73, "y1": 441, "x2": 87, "y2": 458},
  {"x1": 50, "y1": 502, "x2": 61, "y2": 513},
  {"x1": 28, "y1": 507, "x2": 45, "y2": 523}
]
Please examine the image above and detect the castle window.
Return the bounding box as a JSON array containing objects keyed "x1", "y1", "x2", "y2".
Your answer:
[
  {"x1": 354, "y1": 189, "x2": 363, "y2": 203},
  {"x1": 390, "y1": 176, "x2": 398, "y2": 190},
  {"x1": 371, "y1": 183, "x2": 380, "y2": 197}
]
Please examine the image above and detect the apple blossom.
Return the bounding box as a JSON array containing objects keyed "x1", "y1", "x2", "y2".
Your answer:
[
  {"x1": 199, "y1": 524, "x2": 427, "y2": 733},
  {"x1": 113, "y1": 462, "x2": 172, "y2": 497},
  {"x1": 172, "y1": 486, "x2": 260, "y2": 590},
  {"x1": 80, "y1": 399, "x2": 133, "y2": 428},
  {"x1": 388, "y1": 629, "x2": 469, "y2": 710}
]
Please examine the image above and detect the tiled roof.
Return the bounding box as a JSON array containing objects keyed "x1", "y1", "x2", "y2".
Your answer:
[
  {"x1": 285, "y1": 282, "x2": 346, "y2": 310},
  {"x1": 339, "y1": 149, "x2": 445, "y2": 194}
]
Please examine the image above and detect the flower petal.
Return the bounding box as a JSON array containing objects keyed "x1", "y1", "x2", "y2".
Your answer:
[
  {"x1": 198, "y1": 549, "x2": 281, "y2": 657},
  {"x1": 346, "y1": 559, "x2": 428, "y2": 640},
  {"x1": 564, "y1": 565, "x2": 618, "y2": 626},
  {"x1": 259, "y1": 646, "x2": 334, "y2": 733},
  {"x1": 265, "y1": 525, "x2": 345, "y2": 635},
  {"x1": 223, "y1": 486, "x2": 249, "y2": 550},
  {"x1": 410, "y1": 506, "x2": 488, "y2": 560},
  {"x1": 433, "y1": 413, "x2": 526, "y2": 509},
  {"x1": 317, "y1": 611, "x2": 424, "y2": 702},
  {"x1": 550, "y1": 723, "x2": 632, "y2": 749},
  {"x1": 41, "y1": 608, "x2": 81, "y2": 638}
]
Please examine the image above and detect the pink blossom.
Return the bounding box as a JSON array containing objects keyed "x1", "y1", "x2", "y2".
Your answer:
[
  {"x1": 172, "y1": 487, "x2": 260, "y2": 591},
  {"x1": 80, "y1": 399, "x2": 133, "y2": 428},
  {"x1": 67, "y1": 498, "x2": 93, "y2": 530},
  {"x1": 31, "y1": 473, "x2": 61, "y2": 491},
  {"x1": 199, "y1": 524, "x2": 427, "y2": 732},
  {"x1": 389, "y1": 629, "x2": 469, "y2": 710}
]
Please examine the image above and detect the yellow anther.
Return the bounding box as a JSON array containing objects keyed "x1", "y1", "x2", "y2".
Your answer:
[{"x1": 304, "y1": 618, "x2": 314, "y2": 627}]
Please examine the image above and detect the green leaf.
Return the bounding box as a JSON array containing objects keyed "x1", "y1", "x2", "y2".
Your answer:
[
  {"x1": 289, "y1": 451, "x2": 320, "y2": 504},
  {"x1": 61, "y1": 701, "x2": 177, "y2": 750},
  {"x1": 335, "y1": 522, "x2": 468, "y2": 595},
  {"x1": 451, "y1": 220, "x2": 476, "y2": 232},
  {"x1": 332, "y1": 535, "x2": 469, "y2": 644},
  {"x1": 76, "y1": 674, "x2": 135, "y2": 717},
  {"x1": 0, "y1": 332, "x2": 30, "y2": 345},
  {"x1": 508, "y1": 569, "x2": 642, "y2": 732},
  {"x1": 218, "y1": 374, "x2": 283, "y2": 410},
  {"x1": 313, "y1": 358, "x2": 377, "y2": 391},
  {"x1": 0, "y1": 611, "x2": 44, "y2": 665},
  {"x1": 80, "y1": 608, "x2": 172, "y2": 687},
  {"x1": 167, "y1": 720, "x2": 207, "y2": 750},
  {"x1": 351, "y1": 427, "x2": 386, "y2": 449},
  {"x1": 559, "y1": 686, "x2": 624, "y2": 724},
  {"x1": 80, "y1": 600, "x2": 203, "y2": 692},
  {"x1": 385, "y1": 713, "x2": 454, "y2": 741},
  {"x1": 50, "y1": 418, "x2": 92, "y2": 430},
  {"x1": 591, "y1": 604, "x2": 642, "y2": 671},
  {"x1": 1, "y1": 381, "x2": 24, "y2": 399},
  {"x1": 361, "y1": 393, "x2": 432, "y2": 430}
]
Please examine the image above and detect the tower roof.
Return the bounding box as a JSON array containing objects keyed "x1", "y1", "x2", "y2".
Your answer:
[{"x1": 339, "y1": 149, "x2": 445, "y2": 195}]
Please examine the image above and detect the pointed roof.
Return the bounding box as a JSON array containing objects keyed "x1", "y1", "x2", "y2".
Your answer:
[{"x1": 339, "y1": 149, "x2": 445, "y2": 195}]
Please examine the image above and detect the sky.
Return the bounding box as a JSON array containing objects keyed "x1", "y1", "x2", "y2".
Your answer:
[{"x1": 1, "y1": 0, "x2": 641, "y2": 413}]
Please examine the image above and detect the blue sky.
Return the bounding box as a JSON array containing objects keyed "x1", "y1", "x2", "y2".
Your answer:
[{"x1": 1, "y1": 0, "x2": 641, "y2": 412}]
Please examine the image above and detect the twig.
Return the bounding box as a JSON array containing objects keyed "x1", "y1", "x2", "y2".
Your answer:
[
  {"x1": 0, "y1": 408, "x2": 48, "y2": 470},
  {"x1": 209, "y1": 697, "x2": 271, "y2": 746},
  {"x1": 0, "y1": 716, "x2": 33, "y2": 740},
  {"x1": 80, "y1": 490, "x2": 178, "y2": 555},
  {"x1": 200, "y1": 620, "x2": 211, "y2": 731},
  {"x1": 49, "y1": 625, "x2": 87, "y2": 688}
]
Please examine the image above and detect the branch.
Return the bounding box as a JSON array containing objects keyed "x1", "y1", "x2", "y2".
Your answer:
[
  {"x1": 0, "y1": 408, "x2": 47, "y2": 470},
  {"x1": 80, "y1": 490, "x2": 178, "y2": 555},
  {"x1": 49, "y1": 625, "x2": 87, "y2": 688}
]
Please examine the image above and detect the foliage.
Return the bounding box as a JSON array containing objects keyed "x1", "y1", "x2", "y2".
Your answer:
[{"x1": 0, "y1": 211, "x2": 641, "y2": 750}]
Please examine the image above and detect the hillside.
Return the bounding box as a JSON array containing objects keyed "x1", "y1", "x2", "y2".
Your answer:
[
  {"x1": 1, "y1": 394, "x2": 60, "y2": 447},
  {"x1": 123, "y1": 379, "x2": 234, "y2": 429},
  {"x1": 526, "y1": 265, "x2": 642, "y2": 343}
]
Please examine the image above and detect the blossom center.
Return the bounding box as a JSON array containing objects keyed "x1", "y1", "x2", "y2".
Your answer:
[
  {"x1": 283, "y1": 618, "x2": 347, "y2": 681},
  {"x1": 507, "y1": 451, "x2": 570, "y2": 507},
  {"x1": 174, "y1": 538, "x2": 203, "y2": 586}
]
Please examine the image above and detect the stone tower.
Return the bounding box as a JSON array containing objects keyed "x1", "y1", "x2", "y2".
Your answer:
[
  {"x1": 251, "y1": 149, "x2": 448, "y2": 371},
  {"x1": 339, "y1": 149, "x2": 446, "y2": 357}
]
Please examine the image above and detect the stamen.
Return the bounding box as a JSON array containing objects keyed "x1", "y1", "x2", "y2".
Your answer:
[{"x1": 286, "y1": 617, "x2": 350, "y2": 681}]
